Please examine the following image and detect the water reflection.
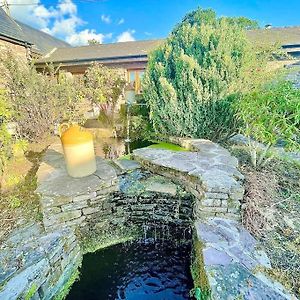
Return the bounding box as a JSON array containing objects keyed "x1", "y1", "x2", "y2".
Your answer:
[{"x1": 66, "y1": 240, "x2": 193, "y2": 300}]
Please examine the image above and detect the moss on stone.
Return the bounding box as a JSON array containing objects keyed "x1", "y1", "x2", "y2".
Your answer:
[
  {"x1": 190, "y1": 236, "x2": 211, "y2": 300},
  {"x1": 147, "y1": 141, "x2": 188, "y2": 152},
  {"x1": 24, "y1": 283, "x2": 37, "y2": 300},
  {"x1": 54, "y1": 269, "x2": 80, "y2": 300},
  {"x1": 78, "y1": 226, "x2": 141, "y2": 254}
]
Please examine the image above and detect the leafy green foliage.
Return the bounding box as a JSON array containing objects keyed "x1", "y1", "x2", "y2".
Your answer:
[
  {"x1": 143, "y1": 8, "x2": 269, "y2": 142},
  {"x1": 84, "y1": 63, "x2": 126, "y2": 128},
  {"x1": 0, "y1": 89, "x2": 12, "y2": 174},
  {"x1": 85, "y1": 62, "x2": 126, "y2": 108},
  {"x1": 226, "y1": 16, "x2": 260, "y2": 29},
  {"x1": 127, "y1": 95, "x2": 155, "y2": 142},
  {"x1": 237, "y1": 81, "x2": 300, "y2": 168},
  {"x1": 1, "y1": 52, "x2": 86, "y2": 141}
]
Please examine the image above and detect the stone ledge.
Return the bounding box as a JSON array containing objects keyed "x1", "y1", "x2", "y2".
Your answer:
[{"x1": 36, "y1": 143, "x2": 118, "y2": 198}]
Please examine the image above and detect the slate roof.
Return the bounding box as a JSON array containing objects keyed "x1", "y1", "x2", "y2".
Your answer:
[
  {"x1": 0, "y1": 7, "x2": 70, "y2": 54},
  {"x1": 36, "y1": 39, "x2": 164, "y2": 64},
  {"x1": 247, "y1": 26, "x2": 300, "y2": 46},
  {"x1": 0, "y1": 7, "x2": 26, "y2": 44},
  {"x1": 16, "y1": 21, "x2": 70, "y2": 54},
  {"x1": 36, "y1": 26, "x2": 300, "y2": 66}
]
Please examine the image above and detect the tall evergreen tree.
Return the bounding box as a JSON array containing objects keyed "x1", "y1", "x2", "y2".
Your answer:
[{"x1": 143, "y1": 8, "x2": 266, "y2": 141}]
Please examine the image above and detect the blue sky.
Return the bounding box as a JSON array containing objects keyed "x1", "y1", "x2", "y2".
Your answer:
[{"x1": 7, "y1": 0, "x2": 300, "y2": 46}]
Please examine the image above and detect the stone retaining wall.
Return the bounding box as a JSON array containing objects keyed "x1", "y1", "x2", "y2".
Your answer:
[
  {"x1": 3, "y1": 139, "x2": 295, "y2": 300},
  {"x1": 0, "y1": 223, "x2": 81, "y2": 300},
  {"x1": 133, "y1": 139, "x2": 244, "y2": 220},
  {"x1": 39, "y1": 162, "x2": 194, "y2": 238},
  {"x1": 40, "y1": 185, "x2": 118, "y2": 232}
]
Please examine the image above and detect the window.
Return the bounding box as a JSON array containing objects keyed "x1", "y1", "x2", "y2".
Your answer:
[{"x1": 127, "y1": 70, "x2": 145, "y2": 93}]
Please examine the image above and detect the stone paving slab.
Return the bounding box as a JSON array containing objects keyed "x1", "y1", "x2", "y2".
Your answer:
[
  {"x1": 196, "y1": 217, "x2": 295, "y2": 299},
  {"x1": 133, "y1": 139, "x2": 243, "y2": 181},
  {"x1": 113, "y1": 159, "x2": 141, "y2": 173},
  {"x1": 36, "y1": 143, "x2": 117, "y2": 197}
]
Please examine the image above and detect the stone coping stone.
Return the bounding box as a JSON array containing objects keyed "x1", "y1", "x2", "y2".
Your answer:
[
  {"x1": 196, "y1": 217, "x2": 295, "y2": 299},
  {"x1": 36, "y1": 143, "x2": 117, "y2": 197},
  {"x1": 132, "y1": 139, "x2": 244, "y2": 195}
]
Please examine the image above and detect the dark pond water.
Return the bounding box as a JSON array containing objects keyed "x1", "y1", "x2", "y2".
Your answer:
[{"x1": 66, "y1": 241, "x2": 193, "y2": 300}]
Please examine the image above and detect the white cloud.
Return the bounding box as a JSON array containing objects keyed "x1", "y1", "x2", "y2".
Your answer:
[
  {"x1": 117, "y1": 18, "x2": 124, "y2": 25},
  {"x1": 7, "y1": 0, "x2": 51, "y2": 28},
  {"x1": 48, "y1": 16, "x2": 84, "y2": 37},
  {"x1": 66, "y1": 29, "x2": 107, "y2": 46},
  {"x1": 101, "y1": 14, "x2": 111, "y2": 24},
  {"x1": 57, "y1": 0, "x2": 77, "y2": 15},
  {"x1": 6, "y1": 0, "x2": 110, "y2": 46},
  {"x1": 117, "y1": 30, "x2": 135, "y2": 42}
]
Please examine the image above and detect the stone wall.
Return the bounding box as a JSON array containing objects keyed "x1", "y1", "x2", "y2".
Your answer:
[
  {"x1": 39, "y1": 170, "x2": 193, "y2": 244},
  {"x1": 36, "y1": 144, "x2": 194, "y2": 238},
  {"x1": 0, "y1": 39, "x2": 28, "y2": 62},
  {"x1": 133, "y1": 139, "x2": 244, "y2": 221},
  {"x1": 0, "y1": 223, "x2": 81, "y2": 300},
  {"x1": 5, "y1": 139, "x2": 294, "y2": 300}
]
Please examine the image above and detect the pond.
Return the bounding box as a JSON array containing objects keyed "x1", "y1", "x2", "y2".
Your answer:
[
  {"x1": 66, "y1": 240, "x2": 193, "y2": 300},
  {"x1": 93, "y1": 136, "x2": 153, "y2": 159}
]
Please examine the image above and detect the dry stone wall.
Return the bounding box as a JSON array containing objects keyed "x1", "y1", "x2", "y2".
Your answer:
[
  {"x1": 3, "y1": 139, "x2": 294, "y2": 300},
  {"x1": 0, "y1": 223, "x2": 81, "y2": 300},
  {"x1": 133, "y1": 138, "x2": 244, "y2": 221}
]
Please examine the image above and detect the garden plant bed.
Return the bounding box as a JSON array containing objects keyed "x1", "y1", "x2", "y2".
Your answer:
[{"x1": 230, "y1": 145, "x2": 300, "y2": 298}]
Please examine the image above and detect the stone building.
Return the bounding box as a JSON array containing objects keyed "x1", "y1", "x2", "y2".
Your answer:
[
  {"x1": 0, "y1": 7, "x2": 70, "y2": 61},
  {"x1": 35, "y1": 39, "x2": 163, "y2": 93},
  {"x1": 34, "y1": 26, "x2": 300, "y2": 93}
]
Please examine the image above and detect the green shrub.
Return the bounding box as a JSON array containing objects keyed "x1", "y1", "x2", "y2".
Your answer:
[
  {"x1": 84, "y1": 63, "x2": 126, "y2": 125},
  {"x1": 237, "y1": 80, "x2": 300, "y2": 168},
  {"x1": 0, "y1": 89, "x2": 13, "y2": 175},
  {"x1": 143, "y1": 8, "x2": 271, "y2": 142},
  {"x1": 128, "y1": 96, "x2": 155, "y2": 141},
  {"x1": 1, "y1": 52, "x2": 86, "y2": 141}
]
